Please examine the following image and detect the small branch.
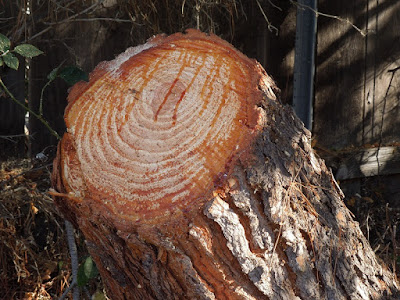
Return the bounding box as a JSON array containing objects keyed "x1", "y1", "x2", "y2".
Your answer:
[
  {"x1": 39, "y1": 80, "x2": 53, "y2": 116},
  {"x1": 290, "y1": 0, "x2": 367, "y2": 37},
  {"x1": 0, "y1": 134, "x2": 27, "y2": 142},
  {"x1": 255, "y1": 0, "x2": 279, "y2": 36},
  {"x1": 44, "y1": 17, "x2": 134, "y2": 24},
  {"x1": 0, "y1": 163, "x2": 53, "y2": 190},
  {"x1": 388, "y1": 66, "x2": 400, "y2": 73},
  {"x1": 392, "y1": 224, "x2": 397, "y2": 275},
  {"x1": 376, "y1": 65, "x2": 400, "y2": 173},
  {"x1": 25, "y1": 0, "x2": 105, "y2": 42},
  {"x1": 0, "y1": 78, "x2": 61, "y2": 140},
  {"x1": 0, "y1": 17, "x2": 15, "y2": 21},
  {"x1": 64, "y1": 220, "x2": 80, "y2": 300},
  {"x1": 268, "y1": 0, "x2": 283, "y2": 12},
  {"x1": 58, "y1": 279, "x2": 77, "y2": 300}
]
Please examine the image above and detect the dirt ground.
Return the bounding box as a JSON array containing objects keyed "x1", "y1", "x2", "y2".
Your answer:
[{"x1": 0, "y1": 157, "x2": 399, "y2": 299}]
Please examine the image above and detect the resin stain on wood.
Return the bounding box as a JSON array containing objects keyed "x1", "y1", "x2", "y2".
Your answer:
[{"x1": 54, "y1": 29, "x2": 270, "y2": 225}]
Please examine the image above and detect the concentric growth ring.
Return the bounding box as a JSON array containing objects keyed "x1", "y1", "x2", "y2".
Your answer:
[{"x1": 58, "y1": 29, "x2": 265, "y2": 223}]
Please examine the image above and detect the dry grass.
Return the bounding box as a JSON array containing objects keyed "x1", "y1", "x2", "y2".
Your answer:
[
  {"x1": 344, "y1": 179, "x2": 400, "y2": 278},
  {"x1": 0, "y1": 159, "x2": 102, "y2": 300}
]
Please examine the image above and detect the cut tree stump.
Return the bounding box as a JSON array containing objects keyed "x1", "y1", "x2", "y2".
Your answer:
[{"x1": 51, "y1": 29, "x2": 399, "y2": 299}]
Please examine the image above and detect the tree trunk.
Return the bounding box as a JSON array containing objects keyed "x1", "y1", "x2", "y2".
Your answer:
[{"x1": 51, "y1": 29, "x2": 399, "y2": 299}]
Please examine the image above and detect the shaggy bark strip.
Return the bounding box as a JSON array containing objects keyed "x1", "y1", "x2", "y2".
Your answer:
[{"x1": 52, "y1": 29, "x2": 399, "y2": 299}]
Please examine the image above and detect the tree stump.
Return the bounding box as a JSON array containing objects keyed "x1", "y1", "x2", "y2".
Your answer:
[{"x1": 51, "y1": 29, "x2": 399, "y2": 299}]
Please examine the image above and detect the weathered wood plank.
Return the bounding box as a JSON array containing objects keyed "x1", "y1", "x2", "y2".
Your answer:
[
  {"x1": 336, "y1": 146, "x2": 400, "y2": 180},
  {"x1": 314, "y1": 0, "x2": 400, "y2": 150},
  {"x1": 314, "y1": 0, "x2": 366, "y2": 149},
  {"x1": 362, "y1": 1, "x2": 400, "y2": 146}
]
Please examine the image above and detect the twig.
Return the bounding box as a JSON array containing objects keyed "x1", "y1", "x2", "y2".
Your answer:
[
  {"x1": 0, "y1": 78, "x2": 61, "y2": 140},
  {"x1": 388, "y1": 66, "x2": 400, "y2": 73},
  {"x1": 58, "y1": 279, "x2": 77, "y2": 300},
  {"x1": 392, "y1": 224, "x2": 397, "y2": 275},
  {"x1": 0, "y1": 17, "x2": 15, "y2": 21},
  {"x1": 0, "y1": 134, "x2": 27, "y2": 142},
  {"x1": 376, "y1": 65, "x2": 400, "y2": 173},
  {"x1": 290, "y1": 0, "x2": 367, "y2": 37},
  {"x1": 63, "y1": 220, "x2": 80, "y2": 300},
  {"x1": 255, "y1": 0, "x2": 279, "y2": 36},
  {"x1": 39, "y1": 59, "x2": 66, "y2": 116},
  {"x1": 181, "y1": 0, "x2": 187, "y2": 15},
  {"x1": 0, "y1": 163, "x2": 53, "y2": 190},
  {"x1": 25, "y1": 0, "x2": 105, "y2": 42},
  {"x1": 44, "y1": 17, "x2": 134, "y2": 24},
  {"x1": 39, "y1": 80, "x2": 52, "y2": 116},
  {"x1": 268, "y1": 0, "x2": 283, "y2": 11},
  {"x1": 0, "y1": 200, "x2": 13, "y2": 219}
]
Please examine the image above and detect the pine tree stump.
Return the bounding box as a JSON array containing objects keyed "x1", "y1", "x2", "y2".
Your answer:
[{"x1": 51, "y1": 29, "x2": 399, "y2": 299}]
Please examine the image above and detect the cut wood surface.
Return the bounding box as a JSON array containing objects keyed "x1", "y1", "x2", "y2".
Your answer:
[
  {"x1": 54, "y1": 29, "x2": 273, "y2": 227},
  {"x1": 52, "y1": 30, "x2": 399, "y2": 299}
]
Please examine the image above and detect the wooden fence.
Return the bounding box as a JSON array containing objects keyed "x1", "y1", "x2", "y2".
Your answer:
[
  {"x1": 1, "y1": 1, "x2": 399, "y2": 199},
  {"x1": 313, "y1": 0, "x2": 400, "y2": 205}
]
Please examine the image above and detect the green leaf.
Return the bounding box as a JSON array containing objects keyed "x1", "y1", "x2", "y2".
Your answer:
[
  {"x1": 91, "y1": 290, "x2": 107, "y2": 300},
  {"x1": 58, "y1": 260, "x2": 64, "y2": 270},
  {"x1": 0, "y1": 57, "x2": 3, "y2": 67},
  {"x1": 84, "y1": 256, "x2": 98, "y2": 279},
  {"x1": 77, "y1": 256, "x2": 98, "y2": 287},
  {"x1": 0, "y1": 33, "x2": 10, "y2": 52},
  {"x1": 3, "y1": 53, "x2": 19, "y2": 70},
  {"x1": 58, "y1": 65, "x2": 89, "y2": 86},
  {"x1": 77, "y1": 264, "x2": 89, "y2": 287},
  {"x1": 47, "y1": 61, "x2": 65, "y2": 81},
  {"x1": 14, "y1": 44, "x2": 43, "y2": 58}
]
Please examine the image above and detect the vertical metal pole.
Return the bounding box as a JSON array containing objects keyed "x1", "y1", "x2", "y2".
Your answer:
[{"x1": 293, "y1": 0, "x2": 317, "y2": 130}]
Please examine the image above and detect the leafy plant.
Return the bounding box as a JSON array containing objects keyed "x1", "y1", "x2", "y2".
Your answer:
[
  {"x1": 0, "y1": 33, "x2": 88, "y2": 139},
  {"x1": 39, "y1": 62, "x2": 88, "y2": 115},
  {"x1": 0, "y1": 34, "x2": 61, "y2": 138},
  {"x1": 0, "y1": 33, "x2": 43, "y2": 69}
]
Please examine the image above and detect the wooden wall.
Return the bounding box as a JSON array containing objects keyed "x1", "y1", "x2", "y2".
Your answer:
[
  {"x1": 313, "y1": 0, "x2": 400, "y2": 205},
  {"x1": 314, "y1": 0, "x2": 400, "y2": 151}
]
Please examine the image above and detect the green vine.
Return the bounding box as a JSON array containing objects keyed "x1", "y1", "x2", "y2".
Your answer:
[
  {"x1": 0, "y1": 33, "x2": 88, "y2": 142},
  {"x1": 0, "y1": 78, "x2": 61, "y2": 140}
]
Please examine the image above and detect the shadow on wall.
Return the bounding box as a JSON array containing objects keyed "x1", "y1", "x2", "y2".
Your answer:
[{"x1": 314, "y1": 0, "x2": 400, "y2": 151}]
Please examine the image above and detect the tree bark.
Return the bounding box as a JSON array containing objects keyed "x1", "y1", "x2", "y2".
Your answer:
[{"x1": 51, "y1": 29, "x2": 399, "y2": 299}]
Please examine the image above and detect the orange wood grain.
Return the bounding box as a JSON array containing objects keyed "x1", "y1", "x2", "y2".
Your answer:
[{"x1": 55, "y1": 29, "x2": 272, "y2": 226}]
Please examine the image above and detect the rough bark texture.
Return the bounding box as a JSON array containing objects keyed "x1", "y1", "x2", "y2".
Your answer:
[{"x1": 51, "y1": 30, "x2": 399, "y2": 299}]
